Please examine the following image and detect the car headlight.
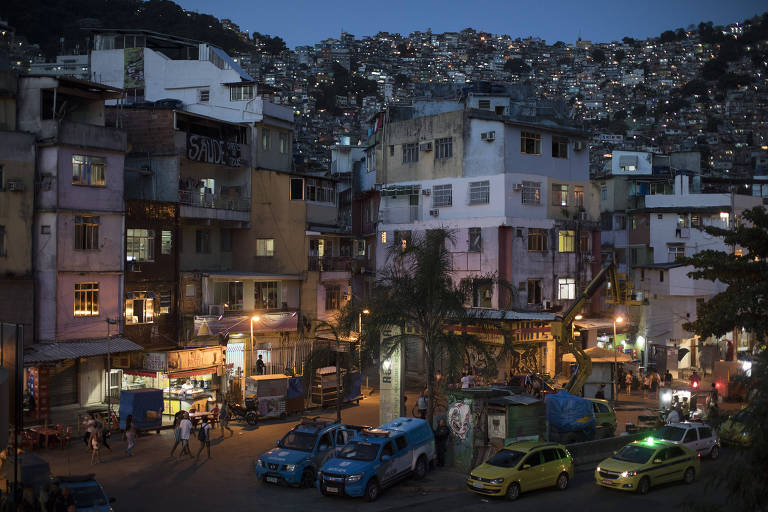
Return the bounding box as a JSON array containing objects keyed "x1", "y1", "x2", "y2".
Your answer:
[
  {"x1": 490, "y1": 478, "x2": 504, "y2": 484},
  {"x1": 620, "y1": 471, "x2": 638, "y2": 478},
  {"x1": 741, "y1": 431, "x2": 749, "y2": 437},
  {"x1": 596, "y1": 466, "x2": 601, "y2": 472},
  {"x1": 285, "y1": 464, "x2": 296, "y2": 472},
  {"x1": 347, "y1": 473, "x2": 363, "y2": 483},
  {"x1": 257, "y1": 459, "x2": 265, "y2": 468}
]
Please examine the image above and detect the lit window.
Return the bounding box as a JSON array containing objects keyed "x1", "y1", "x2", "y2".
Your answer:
[
  {"x1": 74, "y1": 216, "x2": 99, "y2": 250},
  {"x1": 125, "y1": 292, "x2": 154, "y2": 324},
  {"x1": 381, "y1": 231, "x2": 387, "y2": 244},
  {"x1": 72, "y1": 155, "x2": 106, "y2": 186},
  {"x1": 229, "y1": 84, "x2": 253, "y2": 101},
  {"x1": 214, "y1": 281, "x2": 244, "y2": 310},
  {"x1": 74, "y1": 282, "x2": 99, "y2": 317},
  {"x1": 161, "y1": 230, "x2": 172, "y2": 255},
  {"x1": 558, "y1": 230, "x2": 575, "y2": 252},
  {"x1": 256, "y1": 238, "x2": 275, "y2": 257},
  {"x1": 574, "y1": 186, "x2": 584, "y2": 208},
  {"x1": 551, "y1": 184, "x2": 568, "y2": 207},
  {"x1": 126, "y1": 229, "x2": 155, "y2": 261},
  {"x1": 158, "y1": 290, "x2": 171, "y2": 314},
  {"x1": 521, "y1": 131, "x2": 541, "y2": 155},
  {"x1": 558, "y1": 278, "x2": 576, "y2": 300},
  {"x1": 528, "y1": 228, "x2": 547, "y2": 252},
  {"x1": 522, "y1": 181, "x2": 541, "y2": 205},
  {"x1": 325, "y1": 285, "x2": 341, "y2": 310},
  {"x1": 394, "y1": 230, "x2": 411, "y2": 251}
]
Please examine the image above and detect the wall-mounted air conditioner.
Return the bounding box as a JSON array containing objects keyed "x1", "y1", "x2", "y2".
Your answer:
[
  {"x1": 7, "y1": 180, "x2": 24, "y2": 192},
  {"x1": 512, "y1": 183, "x2": 523, "y2": 191},
  {"x1": 429, "y1": 209, "x2": 440, "y2": 217},
  {"x1": 543, "y1": 300, "x2": 552, "y2": 310},
  {"x1": 422, "y1": 189, "x2": 431, "y2": 196},
  {"x1": 420, "y1": 142, "x2": 433, "y2": 151},
  {"x1": 480, "y1": 131, "x2": 496, "y2": 141}
]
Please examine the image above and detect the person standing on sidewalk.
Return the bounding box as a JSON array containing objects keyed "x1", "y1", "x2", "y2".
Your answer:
[
  {"x1": 417, "y1": 391, "x2": 428, "y2": 419},
  {"x1": 124, "y1": 414, "x2": 137, "y2": 456},
  {"x1": 219, "y1": 402, "x2": 233, "y2": 438},
  {"x1": 434, "y1": 418, "x2": 450, "y2": 467},
  {"x1": 90, "y1": 430, "x2": 102, "y2": 465},
  {"x1": 664, "y1": 370, "x2": 673, "y2": 387},
  {"x1": 179, "y1": 412, "x2": 194, "y2": 458},
  {"x1": 196, "y1": 417, "x2": 212, "y2": 460},
  {"x1": 642, "y1": 373, "x2": 650, "y2": 398},
  {"x1": 624, "y1": 372, "x2": 633, "y2": 394},
  {"x1": 170, "y1": 409, "x2": 184, "y2": 456}
]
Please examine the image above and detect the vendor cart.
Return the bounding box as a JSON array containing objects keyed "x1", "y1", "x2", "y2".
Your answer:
[
  {"x1": 244, "y1": 374, "x2": 288, "y2": 419},
  {"x1": 118, "y1": 388, "x2": 164, "y2": 432}
]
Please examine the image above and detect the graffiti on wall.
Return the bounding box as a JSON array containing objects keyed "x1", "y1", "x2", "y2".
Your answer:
[
  {"x1": 187, "y1": 134, "x2": 242, "y2": 167},
  {"x1": 448, "y1": 400, "x2": 472, "y2": 440},
  {"x1": 124, "y1": 48, "x2": 144, "y2": 89}
]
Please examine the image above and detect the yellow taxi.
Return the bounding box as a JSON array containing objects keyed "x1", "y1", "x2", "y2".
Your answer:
[
  {"x1": 595, "y1": 437, "x2": 700, "y2": 494},
  {"x1": 719, "y1": 409, "x2": 753, "y2": 447},
  {"x1": 466, "y1": 441, "x2": 573, "y2": 501}
]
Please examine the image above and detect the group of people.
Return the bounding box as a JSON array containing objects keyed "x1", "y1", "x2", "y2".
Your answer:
[
  {"x1": 81, "y1": 412, "x2": 135, "y2": 465},
  {"x1": 169, "y1": 402, "x2": 233, "y2": 461}
]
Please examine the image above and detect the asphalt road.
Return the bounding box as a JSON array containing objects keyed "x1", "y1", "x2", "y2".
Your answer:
[{"x1": 35, "y1": 396, "x2": 729, "y2": 512}]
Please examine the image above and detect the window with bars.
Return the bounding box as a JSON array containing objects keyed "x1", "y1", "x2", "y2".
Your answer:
[
  {"x1": 433, "y1": 184, "x2": 452, "y2": 207},
  {"x1": 469, "y1": 181, "x2": 490, "y2": 204},
  {"x1": 325, "y1": 285, "x2": 341, "y2": 310},
  {"x1": 158, "y1": 290, "x2": 171, "y2": 314},
  {"x1": 521, "y1": 131, "x2": 541, "y2": 155},
  {"x1": 668, "y1": 244, "x2": 685, "y2": 262},
  {"x1": 72, "y1": 155, "x2": 106, "y2": 186},
  {"x1": 74, "y1": 282, "x2": 99, "y2": 316},
  {"x1": 435, "y1": 138, "x2": 453, "y2": 159},
  {"x1": 256, "y1": 238, "x2": 275, "y2": 257},
  {"x1": 214, "y1": 281, "x2": 244, "y2": 310},
  {"x1": 255, "y1": 281, "x2": 280, "y2": 309},
  {"x1": 125, "y1": 292, "x2": 154, "y2": 324},
  {"x1": 551, "y1": 184, "x2": 568, "y2": 206},
  {"x1": 161, "y1": 230, "x2": 172, "y2": 255},
  {"x1": 195, "y1": 229, "x2": 210, "y2": 254},
  {"x1": 527, "y1": 279, "x2": 542, "y2": 305},
  {"x1": 199, "y1": 89, "x2": 210, "y2": 102},
  {"x1": 558, "y1": 230, "x2": 575, "y2": 252},
  {"x1": 558, "y1": 278, "x2": 576, "y2": 300},
  {"x1": 229, "y1": 84, "x2": 254, "y2": 101},
  {"x1": 478, "y1": 99, "x2": 491, "y2": 110},
  {"x1": 279, "y1": 133, "x2": 289, "y2": 154},
  {"x1": 522, "y1": 181, "x2": 541, "y2": 205},
  {"x1": 402, "y1": 143, "x2": 419, "y2": 164},
  {"x1": 574, "y1": 185, "x2": 584, "y2": 208},
  {"x1": 74, "y1": 216, "x2": 99, "y2": 250},
  {"x1": 463, "y1": 278, "x2": 493, "y2": 307},
  {"x1": 468, "y1": 227, "x2": 482, "y2": 252},
  {"x1": 552, "y1": 136, "x2": 569, "y2": 158},
  {"x1": 127, "y1": 229, "x2": 154, "y2": 261},
  {"x1": 528, "y1": 228, "x2": 547, "y2": 251}
]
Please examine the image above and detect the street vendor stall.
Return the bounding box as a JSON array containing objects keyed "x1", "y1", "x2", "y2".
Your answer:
[{"x1": 245, "y1": 374, "x2": 288, "y2": 418}]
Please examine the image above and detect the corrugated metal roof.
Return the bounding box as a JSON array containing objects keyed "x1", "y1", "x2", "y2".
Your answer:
[
  {"x1": 467, "y1": 309, "x2": 556, "y2": 321},
  {"x1": 488, "y1": 394, "x2": 542, "y2": 406},
  {"x1": 24, "y1": 337, "x2": 144, "y2": 364}
]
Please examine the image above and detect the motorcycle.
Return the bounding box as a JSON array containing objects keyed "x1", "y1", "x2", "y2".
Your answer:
[{"x1": 227, "y1": 397, "x2": 259, "y2": 426}]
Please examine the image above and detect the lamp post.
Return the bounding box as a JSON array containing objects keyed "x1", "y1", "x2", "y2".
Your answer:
[
  {"x1": 248, "y1": 316, "x2": 260, "y2": 398},
  {"x1": 613, "y1": 316, "x2": 624, "y2": 402},
  {"x1": 358, "y1": 309, "x2": 370, "y2": 367},
  {"x1": 105, "y1": 318, "x2": 117, "y2": 423}
]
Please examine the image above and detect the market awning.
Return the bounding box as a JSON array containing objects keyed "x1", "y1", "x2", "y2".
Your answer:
[
  {"x1": 24, "y1": 337, "x2": 144, "y2": 365},
  {"x1": 124, "y1": 370, "x2": 157, "y2": 377},
  {"x1": 167, "y1": 366, "x2": 219, "y2": 379}
]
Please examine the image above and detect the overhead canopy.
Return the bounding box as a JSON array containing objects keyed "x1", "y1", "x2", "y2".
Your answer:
[
  {"x1": 194, "y1": 312, "x2": 299, "y2": 337},
  {"x1": 24, "y1": 337, "x2": 143, "y2": 365},
  {"x1": 562, "y1": 346, "x2": 634, "y2": 363}
]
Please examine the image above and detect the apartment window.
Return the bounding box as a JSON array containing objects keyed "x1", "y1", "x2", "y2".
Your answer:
[
  {"x1": 256, "y1": 238, "x2": 275, "y2": 257},
  {"x1": 465, "y1": 278, "x2": 492, "y2": 308},
  {"x1": 262, "y1": 128, "x2": 271, "y2": 150},
  {"x1": 677, "y1": 214, "x2": 690, "y2": 228},
  {"x1": 125, "y1": 292, "x2": 154, "y2": 324},
  {"x1": 279, "y1": 133, "x2": 289, "y2": 154},
  {"x1": 527, "y1": 279, "x2": 542, "y2": 305},
  {"x1": 185, "y1": 284, "x2": 196, "y2": 298},
  {"x1": 394, "y1": 230, "x2": 411, "y2": 251},
  {"x1": 0, "y1": 225, "x2": 5, "y2": 257},
  {"x1": 306, "y1": 179, "x2": 335, "y2": 204},
  {"x1": 469, "y1": 181, "x2": 490, "y2": 204},
  {"x1": 552, "y1": 136, "x2": 569, "y2": 158},
  {"x1": 161, "y1": 230, "x2": 172, "y2": 255},
  {"x1": 574, "y1": 186, "x2": 584, "y2": 208},
  {"x1": 521, "y1": 181, "x2": 541, "y2": 205},
  {"x1": 631, "y1": 216, "x2": 638, "y2": 230},
  {"x1": 521, "y1": 131, "x2": 541, "y2": 155},
  {"x1": 74, "y1": 216, "x2": 99, "y2": 251},
  {"x1": 255, "y1": 281, "x2": 280, "y2": 309},
  {"x1": 74, "y1": 282, "x2": 99, "y2": 317},
  {"x1": 325, "y1": 285, "x2": 341, "y2": 310},
  {"x1": 290, "y1": 178, "x2": 304, "y2": 200},
  {"x1": 579, "y1": 231, "x2": 591, "y2": 254},
  {"x1": 478, "y1": 99, "x2": 491, "y2": 110},
  {"x1": 558, "y1": 278, "x2": 576, "y2": 300},
  {"x1": 72, "y1": 155, "x2": 106, "y2": 186},
  {"x1": 659, "y1": 271, "x2": 664, "y2": 282},
  {"x1": 558, "y1": 230, "x2": 575, "y2": 252},
  {"x1": 551, "y1": 184, "x2": 568, "y2": 207},
  {"x1": 214, "y1": 281, "x2": 244, "y2": 310},
  {"x1": 433, "y1": 184, "x2": 452, "y2": 207},
  {"x1": 355, "y1": 239, "x2": 367, "y2": 257},
  {"x1": 195, "y1": 229, "x2": 210, "y2": 254},
  {"x1": 402, "y1": 143, "x2": 419, "y2": 164},
  {"x1": 435, "y1": 137, "x2": 453, "y2": 159},
  {"x1": 199, "y1": 89, "x2": 210, "y2": 102},
  {"x1": 600, "y1": 185, "x2": 607, "y2": 201},
  {"x1": 159, "y1": 291, "x2": 171, "y2": 314},
  {"x1": 528, "y1": 228, "x2": 547, "y2": 251},
  {"x1": 468, "y1": 227, "x2": 482, "y2": 252},
  {"x1": 380, "y1": 231, "x2": 387, "y2": 244},
  {"x1": 229, "y1": 84, "x2": 253, "y2": 101},
  {"x1": 614, "y1": 215, "x2": 627, "y2": 230},
  {"x1": 691, "y1": 215, "x2": 702, "y2": 228},
  {"x1": 126, "y1": 229, "x2": 154, "y2": 262},
  {"x1": 220, "y1": 229, "x2": 232, "y2": 252},
  {"x1": 668, "y1": 244, "x2": 685, "y2": 262}
]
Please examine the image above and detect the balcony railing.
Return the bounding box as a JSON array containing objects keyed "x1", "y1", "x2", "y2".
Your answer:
[
  {"x1": 308, "y1": 256, "x2": 352, "y2": 272},
  {"x1": 178, "y1": 190, "x2": 250, "y2": 211}
]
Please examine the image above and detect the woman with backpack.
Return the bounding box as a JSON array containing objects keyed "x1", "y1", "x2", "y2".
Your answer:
[{"x1": 196, "y1": 417, "x2": 212, "y2": 460}]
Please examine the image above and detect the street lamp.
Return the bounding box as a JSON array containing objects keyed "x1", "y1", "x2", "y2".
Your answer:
[
  {"x1": 572, "y1": 314, "x2": 583, "y2": 344},
  {"x1": 249, "y1": 316, "x2": 260, "y2": 379},
  {"x1": 358, "y1": 309, "x2": 370, "y2": 367},
  {"x1": 613, "y1": 316, "x2": 624, "y2": 402}
]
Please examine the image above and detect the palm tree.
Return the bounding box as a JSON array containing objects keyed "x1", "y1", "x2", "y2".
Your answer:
[{"x1": 352, "y1": 228, "x2": 496, "y2": 425}]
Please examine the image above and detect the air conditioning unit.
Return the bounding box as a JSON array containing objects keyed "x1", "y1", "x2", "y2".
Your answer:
[
  {"x1": 422, "y1": 189, "x2": 431, "y2": 196},
  {"x1": 574, "y1": 141, "x2": 586, "y2": 151},
  {"x1": 543, "y1": 300, "x2": 552, "y2": 310},
  {"x1": 208, "y1": 304, "x2": 224, "y2": 316},
  {"x1": 512, "y1": 183, "x2": 523, "y2": 191},
  {"x1": 6, "y1": 180, "x2": 24, "y2": 192},
  {"x1": 480, "y1": 131, "x2": 495, "y2": 141},
  {"x1": 419, "y1": 142, "x2": 433, "y2": 151},
  {"x1": 429, "y1": 209, "x2": 440, "y2": 217}
]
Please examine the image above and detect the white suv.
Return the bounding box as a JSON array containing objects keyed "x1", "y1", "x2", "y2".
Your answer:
[{"x1": 657, "y1": 422, "x2": 720, "y2": 459}]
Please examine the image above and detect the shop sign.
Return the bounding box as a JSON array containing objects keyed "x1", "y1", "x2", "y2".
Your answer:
[
  {"x1": 167, "y1": 346, "x2": 224, "y2": 372},
  {"x1": 112, "y1": 354, "x2": 131, "y2": 368},
  {"x1": 187, "y1": 134, "x2": 241, "y2": 167},
  {"x1": 143, "y1": 352, "x2": 167, "y2": 372}
]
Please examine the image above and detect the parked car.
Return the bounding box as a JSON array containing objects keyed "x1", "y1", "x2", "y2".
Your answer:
[
  {"x1": 318, "y1": 417, "x2": 435, "y2": 501},
  {"x1": 586, "y1": 398, "x2": 617, "y2": 437},
  {"x1": 54, "y1": 474, "x2": 115, "y2": 512},
  {"x1": 466, "y1": 441, "x2": 573, "y2": 501},
  {"x1": 595, "y1": 437, "x2": 700, "y2": 494},
  {"x1": 255, "y1": 418, "x2": 361, "y2": 487},
  {"x1": 719, "y1": 409, "x2": 753, "y2": 447},
  {"x1": 657, "y1": 422, "x2": 719, "y2": 459}
]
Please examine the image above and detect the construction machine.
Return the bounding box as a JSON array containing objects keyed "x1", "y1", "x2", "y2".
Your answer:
[{"x1": 550, "y1": 259, "x2": 642, "y2": 395}]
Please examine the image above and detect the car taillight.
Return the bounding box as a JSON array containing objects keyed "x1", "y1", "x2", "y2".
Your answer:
[{"x1": 697, "y1": 452, "x2": 701, "y2": 458}]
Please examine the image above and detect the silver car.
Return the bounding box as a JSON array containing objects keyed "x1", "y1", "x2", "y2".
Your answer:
[{"x1": 657, "y1": 422, "x2": 720, "y2": 459}]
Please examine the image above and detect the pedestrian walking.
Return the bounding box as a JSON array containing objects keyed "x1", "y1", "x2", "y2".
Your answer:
[
  {"x1": 664, "y1": 370, "x2": 673, "y2": 387},
  {"x1": 417, "y1": 391, "x2": 428, "y2": 419},
  {"x1": 595, "y1": 383, "x2": 606, "y2": 399},
  {"x1": 643, "y1": 374, "x2": 650, "y2": 398},
  {"x1": 90, "y1": 430, "x2": 102, "y2": 465},
  {"x1": 219, "y1": 402, "x2": 233, "y2": 438},
  {"x1": 624, "y1": 372, "x2": 633, "y2": 394},
  {"x1": 170, "y1": 410, "x2": 184, "y2": 456},
  {"x1": 434, "y1": 418, "x2": 450, "y2": 467},
  {"x1": 179, "y1": 412, "x2": 194, "y2": 458},
  {"x1": 82, "y1": 414, "x2": 96, "y2": 449},
  {"x1": 651, "y1": 371, "x2": 660, "y2": 396},
  {"x1": 196, "y1": 417, "x2": 212, "y2": 460},
  {"x1": 124, "y1": 414, "x2": 136, "y2": 456}
]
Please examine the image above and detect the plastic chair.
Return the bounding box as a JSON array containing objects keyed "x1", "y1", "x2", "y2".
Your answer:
[
  {"x1": 58, "y1": 426, "x2": 72, "y2": 448},
  {"x1": 21, "y1": 430, "x2": 38, "y2": 451}
]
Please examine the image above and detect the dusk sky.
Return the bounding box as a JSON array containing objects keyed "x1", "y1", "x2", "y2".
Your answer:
[{"x1": 175, "y1": 0, "x2": 766, "y2": 48}]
